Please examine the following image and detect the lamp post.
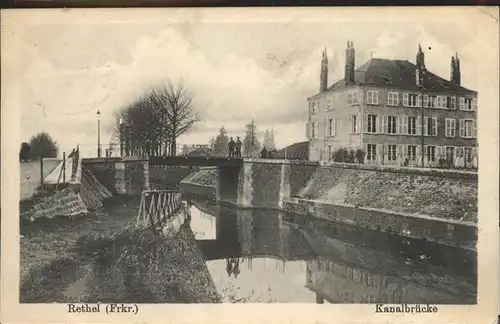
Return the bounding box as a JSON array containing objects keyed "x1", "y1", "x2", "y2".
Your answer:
[
  {"x1": 97, "y1": 110, "x2": 102, "y2": 158},
  {"x1": 119, "y1": 118, "x2": 124, "y2": 157}
]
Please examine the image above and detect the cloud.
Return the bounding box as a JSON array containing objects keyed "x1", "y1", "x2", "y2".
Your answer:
[{"x1": 19, "y1": 21, "x2": 482, "y2": 156}]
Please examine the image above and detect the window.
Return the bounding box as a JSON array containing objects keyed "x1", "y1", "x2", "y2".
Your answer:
[
  {"x1": 326, "y1": 99, "x2": 333, "y2": 111},
  {"x1": 387, "y1": 92, "x2": 399, "y2": 106},
  {"x1": 367, "y1": 144, "x2": 377, "y2": 161},
  {"x1": 328, "y1": 118, "x2": 336, "y2": 137},
  {"x1": 463, "y1": 98, "x2": 476, "y2": 111},
  {"x1": 347, "y1": 92, "x2": 359, "y2": 105},
  {"x1": 328, "y1": 145, "x2": 332, "y2": 161},
  {"x1": 436, "y1": 96, "x2": 447, "y2": 109},
  {"x1": 407, "y1": 145, "x2": 417, "y2": 161},
  {"x1": 465, "y1": 147, "x2": 473, "y2": 163},
  {"x1": 446, "y1": 96, "x2": 456, "y2": 109},
  {"x1": 446, "y1": 146, "x2": 455, "y2": 161},
  {"x1": 366, "y1": 90, "x2": 379, "y2": 105},
  {"x1": 459, "y1": 98, "x2": 465, "y2": 110},
  {"x1": 311, "y1": 122, "x2": 317, "y2": 138},
  {"x1": 445, "y1": 118, "x2": 456, "y2": 137},
  {"x1": 459, "y1": 119, "x2": 476, "y2": 138},
  {"x1": 423, "y1": 117, "x2": 438, "y2": 136},
  {"x1": 351, "y1": 115, "x2": 358, "y2": 134},
  {"x1": 367, "y1": 114, "x2": 377, "y2": 133},
  {"x1": 387, "y1": 145, "x2": 397, "y2": 161},
  {"x1": 426, "y1": 146, "x2": 436, "y2": 162},
  {"x1": 311, "y1": 102, "x2": 317, "y2": 115},
  {"x1": 387, "y1": 116, "x2": 397, "y2": 134},
  {"x1": 408, "y1": 117, "x2": 418, "y2": 135},
  {"x1": 427, "y1": 95, "x2": 437, "y2": 108}
]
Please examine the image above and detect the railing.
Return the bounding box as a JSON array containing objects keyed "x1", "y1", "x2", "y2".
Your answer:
[
  {"x1": 136, "y1": 190, "x2": 183, "y2": 228},
  {"x1": 317, "y1": 152, "x2": 479, "y2": 170}
]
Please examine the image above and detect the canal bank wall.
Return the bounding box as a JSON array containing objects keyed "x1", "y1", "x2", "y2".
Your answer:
[{"x1": 179, "y1": 161, "x2": 478, "y2": 250}]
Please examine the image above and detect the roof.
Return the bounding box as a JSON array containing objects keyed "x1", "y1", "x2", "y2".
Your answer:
[
  {"x1": 309, "y1": 58, "x2": 477, "y2": 99},
  {"x1": 275, "y1": 141, "x2": 309, "y2": 160}
]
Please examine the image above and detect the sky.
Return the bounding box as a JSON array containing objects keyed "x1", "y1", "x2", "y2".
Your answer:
[{"x1": 4, "y1": 8, "x2": 497, "y2": 158}]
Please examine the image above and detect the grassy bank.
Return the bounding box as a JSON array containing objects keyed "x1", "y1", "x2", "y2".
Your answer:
[{"x1": 20, "y1": 196, "x2": 220, "y2": 303}]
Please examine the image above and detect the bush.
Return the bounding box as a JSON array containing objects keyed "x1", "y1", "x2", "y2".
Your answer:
[{"x1": 332, "y1": 148, "x2": 364, "y2": 163}]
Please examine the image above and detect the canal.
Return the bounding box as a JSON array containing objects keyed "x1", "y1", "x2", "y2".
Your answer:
[{"x1": 184, "y1": 197, "x2": 477, "y2": 304}]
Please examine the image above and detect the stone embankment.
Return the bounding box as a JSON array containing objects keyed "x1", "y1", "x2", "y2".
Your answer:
[
  {"x1": 179, "y1": 167, "x2": 217, "y2": 197},
  {"x1": 180, "y1": 162, "x2": 477, "y2": 250},
  {"x1": 180, "y1": 164, "x2": 477, "y2": 223}
]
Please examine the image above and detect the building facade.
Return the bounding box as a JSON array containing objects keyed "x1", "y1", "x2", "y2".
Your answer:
[{"x1": 307, "y1": 42, "x2": 478, "y2": 168}]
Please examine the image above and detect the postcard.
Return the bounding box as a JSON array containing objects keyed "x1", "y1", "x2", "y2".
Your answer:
[{"x1": 1, "y1": 6, "x2": 499, "y2": 324}]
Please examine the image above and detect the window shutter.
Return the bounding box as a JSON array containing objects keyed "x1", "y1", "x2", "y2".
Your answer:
[
  {"x1": 432, "y1": 117, "x2": 438, "y2": 136},
  {"x1": 416, "y1": 145, "x2": 421, "y2": 163},
  {"x1": 416, "y1": 94, "x2": 422, "y2": 107},
  {"x1": 459, "y1": 119, "x2": 465, "y2": 138},
  {"x1": 403, "y1": 145, "x2": 408, "y2": 158},
  {"x1": 359, "y1": 90, "x2": 364, "y2": 104},
  {"x1": 377, "y1": 144, "x2": 383, "y2": 163},
  {"x1": 459, "y1": 97, "x2": 465, "y2": 110},
  {"x1": 397, "y1": 116, "x2": 402, "y2": 134},
  {"x1": 363, "y1": 144, "x2": 368, "y2": 160},
  {"x1": 385, "y1": 115, "x2": 389, "y2": 134},
  {"x1": 472, "y1": 98, "x2": 477, "y2": 111},
  {"x1": 348, "y1": 115, "x2": 352, "y2": 134},
  {"x1": 472, "y1": 120, "x2": 477, "y2": 138},
  {"x1": 333, "y1": 118, "x2": 337, "y2": 136},
  {"x1": 363, "y1": 114, "x2": 368, "y2": 133},
  {"x1": 374, "y1": 91, "x2": 379, "y2": 105},
  {"x1": 423, "y1": 117, "x2": 428, "y2": 136},
  {"x1": 451, "y1": 96, "x2": 456, "y2": 110},
  {"x1": 403, "y1": 116, "x2": 408, "y2": 135},
  {"x1": 452, "y1": 119, "x2": 457, "y2": 137},
  {"x1": 380, "y1": 115, "x2": 385, "y2": 134},
  {"x1": 356, "y1": 114, "x2": 360, "y2": 134},
  {"x1": 396, "y1": 144, "x2": 401, "y2": 164},
  {"x1": 416, "y1": 117, "x2": 422, "y2": 135},
  {"x1": 403, "y1": 93, "x2": 409, "y2": 107}
]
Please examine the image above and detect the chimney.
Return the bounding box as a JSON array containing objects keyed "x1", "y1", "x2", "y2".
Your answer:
[
  {"x1": 451, "y1": 52, "x2": 461, "y2": 86},
  {"x1": 319, "y1": 47, "x2": 328, "y2": 92},
  {"x1": 344, "y1": 41, "x2": 355, "y2": 84},
  {"x1": 416, "y1": 44, "x2": 425, "y2": 70}
]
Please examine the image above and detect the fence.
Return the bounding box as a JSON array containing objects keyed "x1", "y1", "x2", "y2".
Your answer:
[
  {"x1": 321, "y1": 152, "x2": 479, "y2": 170},
  {"x1": 136, "y1": 190, "x2": 183, "y2": 228}
]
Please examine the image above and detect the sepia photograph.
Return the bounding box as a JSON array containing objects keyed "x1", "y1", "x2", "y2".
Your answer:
[{"x1": 1, "y1": 6, "x2": 498, "y2": 324}]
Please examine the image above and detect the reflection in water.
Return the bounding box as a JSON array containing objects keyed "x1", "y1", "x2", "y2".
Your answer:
[{"x1": 187, "y1": 199, "x2": 477, "y2": 304}]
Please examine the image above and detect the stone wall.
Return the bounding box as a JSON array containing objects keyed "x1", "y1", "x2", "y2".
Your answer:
[
  {"x1": 296, "y1": 164, "x2": 477, "y2": 222},
  {"x1": 82, "y1": 159, "x2": 118, "y2": 194},
  {"x1": 82, "y1": 158, "x2": 149, "y2": 196},
  {"x1": 283, "y1": 198, "x2": 477, "y2": 251}
]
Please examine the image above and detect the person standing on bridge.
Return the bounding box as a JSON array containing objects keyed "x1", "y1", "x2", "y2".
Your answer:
[
  {"x1": 235, "y1": 137, "x2": 242, "y2": 158},
  {"x1": 228, "y1": 137, "x2": 235, "y2": 158}
]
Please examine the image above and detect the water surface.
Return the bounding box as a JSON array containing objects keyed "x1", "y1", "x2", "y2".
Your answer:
[{"x1": 186, "y1": 199, "x2": 477, "y2": 304}]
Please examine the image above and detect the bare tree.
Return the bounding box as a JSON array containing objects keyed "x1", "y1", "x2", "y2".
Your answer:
[
  {"x1": 110, "y1": 80, "x2": 199, "y2": 157},
  {"x1": 149, "y1": 81, "x2": 200, "y2": 155}
]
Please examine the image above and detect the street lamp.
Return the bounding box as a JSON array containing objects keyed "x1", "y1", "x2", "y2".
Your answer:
[
  {"x1": 119, "y1": 117, "x2": 124, "y2": 157},
  {"x1": 97, "y1": 110, "x2": 101, "y2": 158}
]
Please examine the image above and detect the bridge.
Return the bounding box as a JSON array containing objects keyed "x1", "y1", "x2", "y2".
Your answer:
[{"x1": 149, "y1": 155, "x2": 244, "y2": 167}]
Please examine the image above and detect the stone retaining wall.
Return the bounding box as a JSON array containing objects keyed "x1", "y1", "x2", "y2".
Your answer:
[{"x1": 283, "y1": 198, "x2": 477, "y2": 251}]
